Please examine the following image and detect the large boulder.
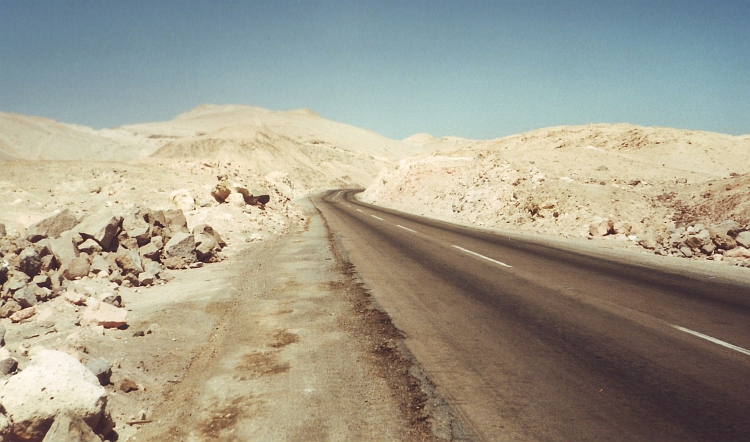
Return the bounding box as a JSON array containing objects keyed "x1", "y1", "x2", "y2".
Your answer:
[
  {"x1": 25, "y1": 209, "x2": 79, "y2": 243},
  {"x1": 163, "y1": 232, "x2": 196, "y2": 263},
  {"x1": 0, "y1": 349, "x2": 107, "y2": 442},
  {"x1": 638, "y1": 230, "x2": 661, "y2": 250},
  {"x1": 589, "y1": 218, "x2": 615, "y2": 237},
  {"x1": 75, "y1": 214, "x2": 122, "y2": 251},
  {"x1": 41, "y1": 411, "x2": 101, "y2": 442},
  {"x1": 163, "y1": 209, "x2": 188, "y2": 233},
  {"x1": 82, "y1": 299, "x2": 128, "y2": 328},
  {"x1": 114, "y1": 249, "x2": 143, "y2": 276},
  {"x1": 48, "y1": 235, "x2": 80, "y2": 269},
  {"x1": 160, "y1": 209, "x2": 189, "y2": 243},
  {"x1": 122, "y1": 213, "x2": 152, "y2": 247},
  {"x1": 708, "y1": 221, "x2": 742, "y2": 239},
  {"x1": 194, "y1": 234, "x2": 219, "y2": 262},
  {"x1": 714, "y1": 234, "x2": 737, "y2": 251},
  {"x1": 13, "y1": 285, "x2": 38, "y2": 309},
  {"x1": 193, "y1": 224, "x2": 226, "y2": 248},
  {"x1": 736, "y1": 231, "x2": 750, "y2": 249}
]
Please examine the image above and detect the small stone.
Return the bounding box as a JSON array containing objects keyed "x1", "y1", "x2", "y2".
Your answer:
[
  {"x1": 63, "y1": 256, "x2": 91, "y2": 280},
  {"x1": 32, "y1": 274, "x2": 52, "y2": 288},
  {"x1": 0, "y1": 325, "x2": 5, "y2": 346},
  {"x1": 700, "y1": 242, "x2": 716, "y2": 255},
  {"x1": 119, "y1": 378, "x2": 138, "y2": 393},
  {"x1": 90, "y1": 254, "x2": 110, "y2": 275},
  {"x1": 63, "y1": 290, "x2": 88, "y2": 306},
  {"x1": 0, "y1": 357, "x2": 18, "y2": 376},
  {"x1": 589, "y1": 218, "x2": 614, "y2": 237},
  {"x1": 133, "y1": 330, "x2": 145, "y2": 337},
  {"x1": 10, "y1": 306, "x2": 36, "y2": 323},
  {"x1": 138, "y1": 272, "x2": 155, "y2": 286},
  {"x1": 714, "y1": 234, "x2": 737, "y2": 251},
  {"x1": 679, "y1": 246, "x2": 694, "y2": 258},
  {"x1": 211, "y1": 181, "x2": 232, "y2": 203},
  {"x1": 85, "y1": 358, "x2": 112, "y2": 386},
  {"x1": 18, "y1": 247, "x2": 42, "y2": 277},
  {"x1": 78, "y1": 238, "x2": 103, "y2": 255},
  {"x1": 100, "y1": 293, "x2": 122, "y2": 307},
  {"x1": 13, "y1": 284, "x2": 38, "y2": 309}
]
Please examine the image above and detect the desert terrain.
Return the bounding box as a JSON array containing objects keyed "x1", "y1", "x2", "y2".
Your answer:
[
  {"x1": 363, "y1": 124, "x2": 750, "y2": 265},
  {"x1": 0, "y1": 106, "x2": 748, "y2": 441}
]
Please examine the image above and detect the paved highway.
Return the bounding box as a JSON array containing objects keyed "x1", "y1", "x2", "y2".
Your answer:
[{"x1": 313, "y1": 189, "x2": 750, "y2": 441}]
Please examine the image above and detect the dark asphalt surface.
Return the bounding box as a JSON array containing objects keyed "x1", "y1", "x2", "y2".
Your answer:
[{"x1": 313, "y1": 190, "x2": 750, "y2": 442}]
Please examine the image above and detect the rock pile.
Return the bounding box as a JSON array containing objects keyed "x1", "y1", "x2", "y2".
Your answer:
[
  {"x1": 0, "y1": 207, "x2": 226, "y2": 320},
  {"x1": 211, "y1": 177, "x2": 270, "y2": 208},
  {"x1": 637, "y1": 220, "x2": 750, "y2": 265}
]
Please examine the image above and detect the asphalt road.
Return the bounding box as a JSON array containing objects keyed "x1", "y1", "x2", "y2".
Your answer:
[{"x1": 313, "y1": 189, "x2": 750, "y2": 442}]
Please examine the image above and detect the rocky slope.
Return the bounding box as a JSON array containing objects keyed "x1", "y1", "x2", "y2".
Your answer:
[{"x1": 362, "y1": 124, "x2": 750, "y2": 266}]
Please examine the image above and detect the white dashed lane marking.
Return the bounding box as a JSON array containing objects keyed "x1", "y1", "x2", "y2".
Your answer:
[
  {"x1": 671, "y1": 325, "x2": 750, "y2": 356},
  {"x1": 397, "y1": 225, "x2": 417, "y2": 233},
  {"x1": 356, "y1": 209, "x2": 363, "y2": 213},
  {"x1": 371, "y1": 215, "x2": 384, "y2": 221},
  {"x1": 452, "y1": 245, "x2": 512, "y2": 268}
]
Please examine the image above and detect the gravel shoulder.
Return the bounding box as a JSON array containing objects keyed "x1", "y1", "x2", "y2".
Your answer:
[{"x1": 119, "y1": 199, "x2": 461, "y2": 441}]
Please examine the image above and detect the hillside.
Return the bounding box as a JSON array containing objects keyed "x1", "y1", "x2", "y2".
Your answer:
[{"x1": 362, "y1": 124, "x2": 750, "y2": 263}]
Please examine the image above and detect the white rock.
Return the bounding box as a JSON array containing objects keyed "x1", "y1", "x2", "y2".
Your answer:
[{"x1": 0, "y1": 349, "x2": 107, "y2": 442}]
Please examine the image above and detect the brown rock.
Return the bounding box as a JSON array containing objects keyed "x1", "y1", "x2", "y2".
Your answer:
[
  {"x1": 114, "y1": 250, "x2": 143, "y2": 276},
  {"x1": 162, "y1": 256, "x2": 185, "y2": 270},
  {"x1": 63, "y1": 256, "x2": 91, "y2": 280},
  {"x1": 163, "y1": 232, "x2": 196, "y2": 263},
  {"x1": 211, "y1": 181, "x2": 232, "y2": 203},
  {"x1": 10, "y1": 306, "x2": 36, "y2": 323},
  {"x1": 119, "y1": 378, "x2": 138, "y2": 393},
  {"x1": 714, "y1": 234, "x2": 737, "y2": 251}
]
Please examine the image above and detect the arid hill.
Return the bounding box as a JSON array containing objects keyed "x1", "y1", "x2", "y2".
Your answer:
[{"x1": 362, "y1": 124, "x2": 750, "y2": 263}]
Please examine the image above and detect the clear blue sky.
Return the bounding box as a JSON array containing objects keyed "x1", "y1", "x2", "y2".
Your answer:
[{"x1": 1, "y1": 1, "x2": 748, "y2": 139}]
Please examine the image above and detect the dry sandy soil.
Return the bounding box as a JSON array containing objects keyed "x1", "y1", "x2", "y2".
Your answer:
[{"x1": 1, "y1": 106, "x2": 749, "y2": 441}]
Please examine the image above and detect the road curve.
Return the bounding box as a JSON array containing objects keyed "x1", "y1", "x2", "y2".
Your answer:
[{"x1": 313, "y1": 189, "x2": 750, "y2": 442}]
